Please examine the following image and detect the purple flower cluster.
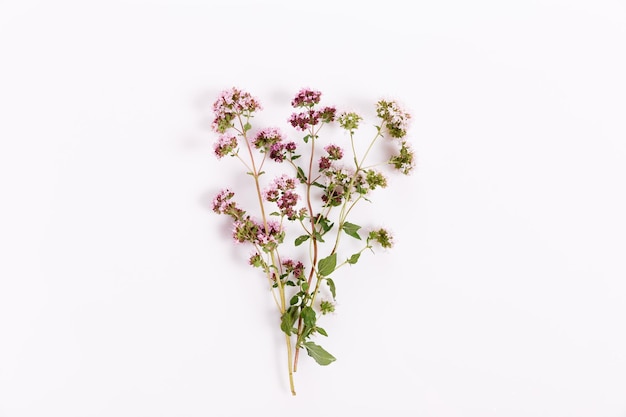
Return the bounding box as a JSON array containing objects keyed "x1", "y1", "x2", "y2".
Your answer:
[
  {"x1": 319, "y1": 140, "x2": 345, "y2": 171},
  {"x1": 233, "y1": 218, "x2": 284, "y2": 250},
  {"x1": 264, "y1": 174, "x2": 300, "y2": 220},
  {"x1": 212, "y1": 87, "x2": 262, "y2": 133},
  {"x1": 212, "y1": 189, "x2": 244, "y2": 219},
  {"x1": 253, "y1": 128, "x2": 297, "y2": 163},
  {"x1": 253, "y1": 127, "x2": 284, "y2": 150},
  {"x1": 214, "y1": 189, "x2": 284, "y2": 249},
  {"x1": 281, "y1": 258, "x2": 305, "y2": 280},
  {"x1": 318, "y1": 156, "x2": 331, "y2": 171},
  {"x1": 288, "y1": 108, "x2": 337, "y2": 131},
  {"x1": 213, "y1": 134, "x2": 238, "y2": 159},
  {"x1": 324, "y1": 144, "x2": 343, "y2": 160},
  {"x1": 291, "y1": 88, "x2": 322, "y2": 107},
  {"x1": 288, "y1": 88, "x2": 336, "y2": 132}
]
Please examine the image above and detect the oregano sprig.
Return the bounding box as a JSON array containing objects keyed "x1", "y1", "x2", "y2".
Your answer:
[{"x1": 211, "y1": 87, "x2": 415, "y2": 395}]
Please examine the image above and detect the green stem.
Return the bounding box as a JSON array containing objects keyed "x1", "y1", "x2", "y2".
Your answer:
[
  {"x1": 330, "y1": 128, "x2": 383, "y2": 254},
  {"x1": 294, "y1": 119, "x2": 322, "y2": 371},
  {"x1": 237, "y1": 113, "x2": 296, "y2": 394}
]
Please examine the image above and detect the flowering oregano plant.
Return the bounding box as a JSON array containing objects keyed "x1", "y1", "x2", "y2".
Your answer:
[{"x1": 211, "y1": 87, "x2": 414, "y2": 395}]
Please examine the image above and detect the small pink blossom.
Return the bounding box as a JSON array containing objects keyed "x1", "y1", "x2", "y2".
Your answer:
[
  {"x1": 214, "y1": 134, "x2": 238, "y2": 159},
  {"x1": 324, "y1": 144, "x2": 343, "y2": 160},
  {"x1": 376, "y1": 100, "x2": 411, "y2": 139},
  {"x1": 263, "y1": 175, "x2": 300, "y2": 219},
  {"x1": 253, "y1": 127, "x2": 285, "y2": 151},
  {"x1": 212, "y1": 87, "x2": 262, "y2": 133},
  {"x1": 318, "y1": 156, "x2": 331, "y2": 171},
  {"x1": 213, "y1": 189, "x2": 244, "y2": 219},
  {"x1": 291, "y1": 88, "x2": 322, "y2": 108}
]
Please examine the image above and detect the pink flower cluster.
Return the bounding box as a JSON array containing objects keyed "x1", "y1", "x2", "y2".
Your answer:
[
  {"x1": 253, "y1": 127, "x2": 297, "y2": 163},
  {"x1": 214, "y1": 134, "x2": 238, "y2": 159},
  {"x1": 291, "y1": 88, "x2": 322, "y2": 107},
  {"x1": 281, "y1": 258, "x2": 305, "y2": 280},
  {"x1": 376, "y1": 100, "x2": 411, "y2": 139},
  {"x1": 318, "y1": 156, "x2": 331, "y2": 171},
  {"x1": 253, "y1": 127, "x2": 284, "y2": 149},
  {"x1": 264, "y1": 174, "x2": 300, "y2": 220},
  {"x1": 318, "y1": 144, "x2": 344, "y2": 171},
  {"x1": 324, "y1": 144, "x2": 343, "y2": 160},
  {"x1": 289, "y1": 107, "x2": 336, "y2": 131},
  {"x1": 288, "y1": 89, "x2": 336, "y2": 132},
  {"x1": 233, "y1": 218, "x2": 283, "y2": 249},
  {"x1": 212, "y1": 189, "x2": 244, "y2": 219},
  {"x1": 212, "y1": 87, "x2": 262, "y2": 133}
]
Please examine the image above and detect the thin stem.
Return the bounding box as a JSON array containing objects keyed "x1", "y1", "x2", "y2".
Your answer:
[
  {"x1": 236, "y1": 112, "x2": 296, "y2": 394},
  {"x1": 294, "y1": 119, "x2": 321, "y2": 371},
  {"x1": 330, "y1": 129, "x2": 383, "y2": 254},
  {"x1": 295, "y1": 126, "x2": 383, "y2": 371},
  {"x1": 237, "y1": 115, "x2": 268, "y2": 231},
  {"x1": 285, "y1": 335, "x2": 296, "y2": 395}
]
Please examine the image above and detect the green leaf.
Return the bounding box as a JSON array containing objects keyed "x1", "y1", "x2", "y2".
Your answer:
[
  {"x1": 299, "y1": 325, "x2": 313, "y2": 342},
  {"x1": 303, "y1": 341, "x2": 336, "y2": 366},
  {"x1": 317, "y1": 216, "x2": 334, "y2": 233},
  {"x1": 313, "y1": 231, "x2": 325, "y2": 243},
  {"x1": 316, "y1": 327, "x2": 328, "y2": 337},
  {"x1": 296, "y1": 166, "x2": 307, "y2": 183},
  {"x1": 326, "y1": 278, "x2": 336, "y2": 299},
  {"x1": 318, "y1": 253, "x2": 337, "y2": 276},
  {"x1": 301, "y1": 306, "x2": 316, "y2": 328},
  {"x1": 243, "y1": 122, "x2": 252, "y2": 132},
  {"x1": 290, "y1": 295, "x2": 299, "y2": 306},
  {"x1": 285, "y1": 280, "x2": 296, "y2": 287},
  {"x1": 342, "y1": 222, "x2": 362, "y2": 240},
  {"x1": 303, "y1": 134, "x2": 311, "y2": 143},
  {"x1": 295, "y1": 235, "x2": 310, "y2": 246},
  {"x1": 280, "y1": 307, "x2": 298, "y2": 335},
  {"x1": 347, "y1": 253, "x2": 361, "y2": 265}
]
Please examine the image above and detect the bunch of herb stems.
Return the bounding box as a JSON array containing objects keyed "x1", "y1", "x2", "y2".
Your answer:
[{"x1": 233, "y1": 113, "x2": 382, "y2": 396}]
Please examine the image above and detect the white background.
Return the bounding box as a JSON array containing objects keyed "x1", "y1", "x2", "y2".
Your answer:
[{"x1": 1, "y1": 0, "x2": 625, "y2": 416}]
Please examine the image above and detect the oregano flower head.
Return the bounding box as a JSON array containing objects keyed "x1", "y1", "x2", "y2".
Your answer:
[
  {"x1": 213, "y1": 134, "x2": 238, "y2": 159},
  {"x1": 212, "y1": 87, "x2": 262, "y2": 133},
  {"x1": 376, "y1": 99, "x2": 411, "y2": 139},
  {"x1": 253, "y1": 127, "x2": 285, "y2": 151},
  {"x1": 338, "y1": 111, "x2": 363, "y2": 132},
  {"x1": 291, "y1": 88, "x2": 322, "y2": 107}
]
